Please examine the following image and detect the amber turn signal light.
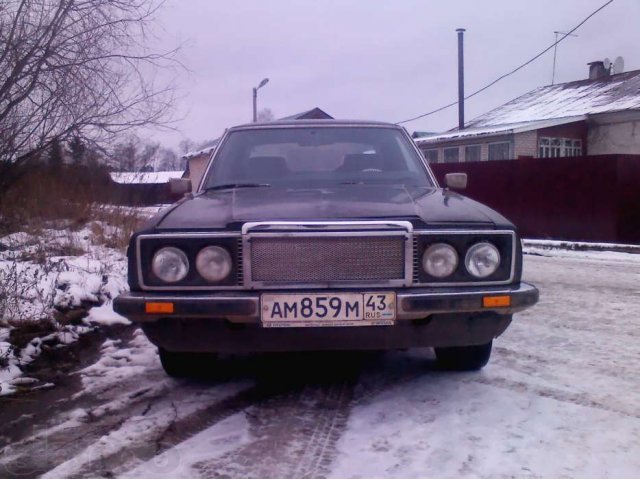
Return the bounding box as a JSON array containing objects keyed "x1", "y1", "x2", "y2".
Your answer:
[
  {"x1": 145, "y1": 302, "x2": 174, "y2": 314},
  {"x1": 482, "y1": 295, "x2": 511, "y2": 308}
]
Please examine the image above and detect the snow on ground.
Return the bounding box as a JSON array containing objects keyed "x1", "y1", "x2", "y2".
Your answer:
[
  {"x1": 38, "y1": 328, "x2": 252, "y2": 479},
  {"x1": 2, "y1": 231, "x2": 640, "y2": 476},
  {"x1": 0, "y1": 218, "x2": 132, "y2": 395},
  {"x1": 328, "y1": 252, "x2": 640, "y2": 478},
  {"x1": 124, "y1": 413, "x2": 252, "y2": 479}
]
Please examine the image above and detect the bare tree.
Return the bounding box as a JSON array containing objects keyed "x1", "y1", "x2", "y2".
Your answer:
[
  {"x1": 0, "y1": 0, "x2": 179, "y2": 190},
  {"x1": 257, "y1": 108, "x2": 275, "y2": 122},
  {"x1": 178, "y1": 138, "x2": 197, "y2": 155},
  {"x1": 111, "y1": 134, "x2": 162, "y2": 172}
]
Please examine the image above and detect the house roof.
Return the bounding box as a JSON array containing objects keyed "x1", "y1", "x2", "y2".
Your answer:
[
  {"x1": 415, "y1": 69, "x2": 640, "y2": 145},
  {"x1": 278, "y1": 107, "x2": 334, "y2": 120},
  {"x1": 415, "y1": 116, "x2": 586, "y2": 145},
  {"x1": 182, "y1": 144, "x2": 217, "y2": 160},
  {"x1": 469, "y1": 70, "x2": 640, "y2": 127},
  {"x1": 110, "y1": 171, "x2": 183, "y2": 185}
]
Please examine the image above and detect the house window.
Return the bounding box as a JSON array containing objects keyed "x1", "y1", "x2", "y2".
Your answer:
[
  {"x1": 465, "y1": 145, "x2": 481, "y2": 162},
  {"x1": 444, "y1": 147, "x2": 459, "y2": 163},
  {"x1": 423, "y1": 149, "x2": 438, "y2": 163},
  {"x1": 488, "y1": 142, "x2": 511, "y2": 160},
  {"x1": 539, "y1": 137, "x2": 582, "y2": 157},
  {"x1": 564, "y1": 139, "x2": 582, "y2": 156}
]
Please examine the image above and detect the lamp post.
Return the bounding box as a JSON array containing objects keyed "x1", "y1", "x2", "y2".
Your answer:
[{"x1": 252, "y1": 77, "x2": 269, "y2": 122}]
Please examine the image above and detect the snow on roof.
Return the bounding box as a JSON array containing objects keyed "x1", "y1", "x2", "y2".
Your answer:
[
  {"x1": 469, "y1": 70, "x2": 640, "y2": 128},
  {"x1": 414, "y1": 116, "x2": 586, "y2": 145},
  {"x1": 110, "y1": 171, "x2": 183, "y2": 185},
  {"x1": 415, "y1": 70, "x2": 640, "y2": 145},
  {"x1": 182, "y1": 144, "x2": 217, "y2": 160}
]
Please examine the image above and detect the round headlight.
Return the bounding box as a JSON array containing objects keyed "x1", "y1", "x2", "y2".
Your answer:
[
  {"x1": 196, "y1": 246, "x2": 232, "y2": 282},
  {"x1": 465, "y1": 242, "x2": 501, "y2": 278},
  {"x1": 422, "y1": 243, "x2": 458, "y2": 278},
  {"x1": 152, "y1": 247, "x2": 189, "y2": 283}
]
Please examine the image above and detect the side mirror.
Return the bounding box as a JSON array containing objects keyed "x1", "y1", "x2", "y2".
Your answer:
[
  {"x1": 444, "y1": 173, "x2": 467, "y2": 190},
  {"x1": 170, "y1": 178, "x2": 192, "y2": 195}
]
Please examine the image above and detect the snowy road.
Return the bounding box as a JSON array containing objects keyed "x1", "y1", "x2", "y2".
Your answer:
[{"x1": 1, "y1": 252, "x2": 640, "y2": 478}]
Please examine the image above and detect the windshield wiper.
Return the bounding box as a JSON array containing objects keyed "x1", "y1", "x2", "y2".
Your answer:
[{"x1": 204, "y1": 183, "x2": 271, "y2": 191}]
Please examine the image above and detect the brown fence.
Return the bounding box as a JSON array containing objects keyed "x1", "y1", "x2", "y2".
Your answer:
[{"x1": 430, "y1": 154, "x2": 640, "y2": 244}]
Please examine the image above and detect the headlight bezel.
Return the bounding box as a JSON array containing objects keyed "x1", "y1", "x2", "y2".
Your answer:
[
  {"x1": 414, "y1": 230, "x2": 515, "y2": 285},
  {"x1": 136, "y1": 234, "x2": 240, "y2": 289}
]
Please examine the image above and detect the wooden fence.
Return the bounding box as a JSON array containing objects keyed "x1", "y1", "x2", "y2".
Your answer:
[{"x1": 430, "y1": 154, "x2": 640, "y2": 244}]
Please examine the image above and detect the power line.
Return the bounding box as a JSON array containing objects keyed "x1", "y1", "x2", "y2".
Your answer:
[{"x1": 397, "y1": 0, "x2": 615, "y2": 125}]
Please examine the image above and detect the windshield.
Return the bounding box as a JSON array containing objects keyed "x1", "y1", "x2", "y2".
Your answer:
[{"x1": 202, "y1": 127, "x2": 434, "y2": 190}]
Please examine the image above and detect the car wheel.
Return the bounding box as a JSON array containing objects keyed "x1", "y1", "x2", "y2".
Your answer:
[
  {"x1": 159, "y1": 348, "x2": 218, "y2": 378},
  {"x1": 434, "y1": 341, "x2": 492, "y2": 371}
]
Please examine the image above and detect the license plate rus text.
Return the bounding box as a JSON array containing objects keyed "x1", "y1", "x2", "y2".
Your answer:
[{"x1": 261, "y1": 292, "x2": 396, "y2": 327}]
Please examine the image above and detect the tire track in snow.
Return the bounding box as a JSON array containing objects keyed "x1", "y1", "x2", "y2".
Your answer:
[
  {"x1": 191, "y1": 353, "x2": 365, "y2": 479},
  {"x1": 469, "y1": 375, "x2": 640, "y2": 420}
]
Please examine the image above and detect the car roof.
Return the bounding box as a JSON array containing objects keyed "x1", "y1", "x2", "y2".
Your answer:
[{"x1": 228, "y1": 119, "x2": 402, "y2": 131}]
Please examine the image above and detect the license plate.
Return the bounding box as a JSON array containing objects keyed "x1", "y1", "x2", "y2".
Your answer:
[{"x1": 261, "y1": 292, "x2": 396, "y2": 328}]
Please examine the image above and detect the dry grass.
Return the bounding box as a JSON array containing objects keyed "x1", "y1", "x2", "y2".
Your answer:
[
  {"x1": 0, "y1": 165, "x2": 141, "y2": 326},
  {"x1": 90, "y1": 206, "x2": 143, "y2": 251},
  {"x1": 7, "y1": 318, "x2": 57, "y2": 350},
  {"x1": 0, "y1": 163, "x2": 112, "y2": 236}
]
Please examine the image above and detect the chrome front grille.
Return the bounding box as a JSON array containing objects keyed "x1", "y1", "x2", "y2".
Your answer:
[{"x1": 248, "y1": 235, "x2": 406, "y2": 285}]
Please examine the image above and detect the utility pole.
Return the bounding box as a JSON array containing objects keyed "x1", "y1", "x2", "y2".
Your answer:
[{"x1": 456, "y1": 28, "x2": 465, "y2": 130}]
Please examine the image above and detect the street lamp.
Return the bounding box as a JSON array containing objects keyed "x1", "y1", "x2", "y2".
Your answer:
[{"x1": 252, "y1": 77, "x2": 269, "y2": 122}]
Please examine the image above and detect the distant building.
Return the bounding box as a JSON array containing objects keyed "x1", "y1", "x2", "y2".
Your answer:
[
  {"x1": 181, "y1": 145, "x2": 218, "y2": 189},
  {"x1": 278, "y1": 107, "x2": 333, "y2": 120},
  {"x1": 415, "y1": 62, "x2": 640, "y2": 163},
  {"x1": 109, "y1": 171, "x2": 183, "y2": 205},
  {"x1": 181, "y1": 107, "x2": 334, "y2": 187}
]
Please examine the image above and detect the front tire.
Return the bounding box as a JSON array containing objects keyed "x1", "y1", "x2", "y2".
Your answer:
[
  {"x1": 434, "y1": 341, "x2": 492, "y2": 371},
  {"x1": 159, "y1": 348, "x2": 218, "y2": 378}
]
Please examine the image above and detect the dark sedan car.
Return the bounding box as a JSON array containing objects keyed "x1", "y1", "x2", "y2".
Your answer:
[{"x1": 114, "y1": 120, "x2": 538, "y2": 376}]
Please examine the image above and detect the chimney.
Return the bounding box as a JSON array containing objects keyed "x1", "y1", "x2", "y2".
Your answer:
[{"x1": 587, "y1": 61, "x2": 609, "y2": 80}]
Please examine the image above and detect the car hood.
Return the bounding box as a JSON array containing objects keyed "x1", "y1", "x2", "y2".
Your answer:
[{"x1": 154, "y1": 185, "x2": 512, "y2": 230}]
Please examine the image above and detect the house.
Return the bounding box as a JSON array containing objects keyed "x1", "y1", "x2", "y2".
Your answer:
[
  {"x1": 181, "y1": 107, "x2": 334, "y2": 187},
  {"x1": 278, "y1": 107, "x2": 333, "y2": 120},
  {"x1": 109, "y1": 170, "x2": 183, "y2": 205},
  {"x1": 181, "y1": 145, "x2": 218, "y2": 190},
  {"x1": 415, "y1": 62, "x2": 640, "y2": 163}
]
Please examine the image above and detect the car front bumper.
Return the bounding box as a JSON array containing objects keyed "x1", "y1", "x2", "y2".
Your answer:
[
  {"x1": 114, "y1": 283, "x2": 538, "y2": 352},
  {"x1": 114, "y1": 282, "x2": 538, "y2": 324}
]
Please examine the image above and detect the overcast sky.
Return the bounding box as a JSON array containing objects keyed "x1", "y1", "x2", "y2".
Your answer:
[{"x1": 147, "y1": 0, "x2": 640, "y2": 149}]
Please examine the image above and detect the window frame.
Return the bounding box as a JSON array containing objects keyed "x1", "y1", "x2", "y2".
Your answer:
[
  {"x1": 488, "y1": 141, "x2": 511, "y2": 161},
  {"x1": 423, "y1": 148, "x2": 439, "y2": 164},
  {"x1": 538, "y1": 137, "x2": 582, "y2": 158},
  {"x1": 464, "y1": 144, "x2": 482, "y2": 162},
  {"x1": 443, "y1": 146, "x2": 460, "y2": 163}
]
